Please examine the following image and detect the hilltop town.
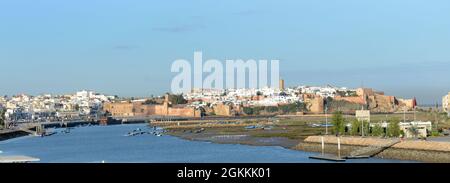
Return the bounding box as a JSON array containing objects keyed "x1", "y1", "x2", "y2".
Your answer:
[
  {"x1": 1, "y1": 86, "x2": 450, "y2": 163},
  {"x1": 1, "y1": 84, "x2": 447, "y2": 123},
  {"x1": 102, "y1": 85, "x2": 419, "y2": 119}
]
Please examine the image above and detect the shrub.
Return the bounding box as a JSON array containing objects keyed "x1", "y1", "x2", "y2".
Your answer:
[
  {"x1": 168, "y1": 94, "x2": 187, "y2": 105},
  {"x1": 265, "y1": 106, "x2": 279, "y2": 113},
  {"x1": 371, "y1": 124, "x2": 384, "y2": 137},
  {"x1": 0, "y1": 109, "x2": 5, "y2": 129},
  {"x1": 431, "y1": 131, "x2": 441, "y2": 137},
  {"x1": 361, "y1": 121, "x2": 370, "y2": 136},
  {"x1": 279, "y1": 102, "x2": 307, "y2": 114},
  {"x1": 144, "y1": 99, "x2": 157, "y2": 105},
  {"x1": 387, "y1": 117, "x2": 401, "y2": 137},
  {"x1": 243, "y1": 107, "x2": 254, "y2": 115},
  {"x1": 350, "y1": 119, "x2": 360, "y2": 136}
]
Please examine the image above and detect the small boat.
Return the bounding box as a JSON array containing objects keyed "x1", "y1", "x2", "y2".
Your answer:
[
  {"x1": 40, "y1": 132, "x2": 56, "y2": 137},
  {"x1": 309, "y1": 123, "x2": 321, "y2": 127},
  {"x1": 47, "y1": 131, "x2": 57, "y2": 136},
  {"x1": 245, "y1": 125, "x2": 256, "y2": 129},
  {"x1": 61, "y1": 128, "x2": 71, "y2": 134},
  {"x1": 320, "y1": 124, "x2": 334, "y2": 127},
  {"x1": 125, "y1": 130, "x2": 149, "y2": 137}
]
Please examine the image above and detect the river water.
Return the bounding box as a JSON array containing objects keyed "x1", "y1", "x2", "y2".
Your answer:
[{"x1": 0, "y1": 124, "x2": 412, "y2": 163}]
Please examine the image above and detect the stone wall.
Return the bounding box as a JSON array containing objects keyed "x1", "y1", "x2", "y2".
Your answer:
[
  {"x1": 297, "y1": 136, "x2": 450, "y2": 162},
  {"x1": 103, "y1": 100, "x2": 200, "y2": 118},
  {"x1": 443, "y1": 92, "x2": 450, "y2": 112},
  {"x1": 103, "y1": 102, "x2": 135, "y2": 117},
  {"x1": 368, "y1": 94, "x2": 396, "y2": 113},
  {"x1": 213, "y1": 104, "x2": 233, "y2": 116},
  {"x1": 168, "y1": 107, "x2": 201, "y2": 118},
  {"x1": 334, "y1": 96, "x2": 366, "y2": 105},
  {"x1": 303, "y1": 94, "x2": 324, "y2": 114}
]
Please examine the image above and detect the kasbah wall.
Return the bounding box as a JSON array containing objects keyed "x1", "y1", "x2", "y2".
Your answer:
[
  {"x1": 103, "y1": 95, "x2": 201, "y2": 118},
  {"x1": 302, "y1": 88, "x2": 416, "y2": 114},
  {"x1": 335, "y1": 88, "x2": 416, "y2": 113}
]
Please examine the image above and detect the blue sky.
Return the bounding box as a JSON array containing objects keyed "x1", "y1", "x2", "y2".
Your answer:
[{"x1": 0, "y1": 0, "x2": 449, "y2": 104}]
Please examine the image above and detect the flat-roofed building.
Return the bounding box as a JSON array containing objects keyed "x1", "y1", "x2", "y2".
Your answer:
[
  {"x1": 443, "y1": 92, "x2": 450, "y2": 113},
  {"x1": 400, "y1": 121, "x2": 432, "y2": 138}
]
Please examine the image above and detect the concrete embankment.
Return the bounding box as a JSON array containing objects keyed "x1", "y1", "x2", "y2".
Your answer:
[
  {"x1": 295, "y1": 136, "x2": 450, "y2": 163},
  {"x1": 0, "y1": 130, "x2": 29, "y2": 141}
]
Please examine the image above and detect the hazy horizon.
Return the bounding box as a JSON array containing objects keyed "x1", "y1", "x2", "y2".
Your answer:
[{"x1": 1, "y1": 0, "x2": 449, "y2": 104}]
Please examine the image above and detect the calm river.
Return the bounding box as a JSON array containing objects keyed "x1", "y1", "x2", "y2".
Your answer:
[{"x1": 0, "y1": 124, "x2": 412, "y2": 163}]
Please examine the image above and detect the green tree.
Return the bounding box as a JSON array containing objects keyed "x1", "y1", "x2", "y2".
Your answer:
[
  {"x1": 74, "y1": 104, "x2": 80, "y2": 111},
  {"x1": 371, "y1": 124, "x2": 384, "y2": 137},
  {"x1": 279, "y1": 102, "x2": 307, "y2": 114},
  {"x1": 256, "y1": 91, "x2": 263, "y2": 96},
  {"x1": 265, "y1": 106, "x2": 279, "y2": 113},
  {"x1": 387, "y1": 117, "x2": 401, "y2": 137},
  {"x1": 361, "y1": 121, "x2": 370, "y2": 136},
  {"x1": 168, "y1": 94, "x2": 187, "y2": 105},
  {"x1": 143, "y1": 99, "x2": 157, "y2": 105},
  {"x1": 331, "y1": 111, "x2": 346, "y2": 136},
  {"x1": 295, "y1": 102, "x2": 307, "y2": 112},
  {"x1": 350, "y1": 119, "x2": 361, "y2": 136},
  {"x1": 253, "y1": 106, "x2": 265, "y2": 115},
  {"x1": 0, "y1": 108, "x2": 5, "y2": 129},
  {"x1": 408, "y1": 126, "x2": 420, "y2": 138},
  {"x1": 279, "y1": 105, "x2": 291, "y2": 114},
  {"x1": 243, "y1": 107, "x2": 254, "y2": 115}
]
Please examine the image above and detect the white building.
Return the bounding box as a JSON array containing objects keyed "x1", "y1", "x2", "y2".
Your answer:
[
  {"x1": 2, "y1": 90, "x2": 112, "y2": 122},
  {"x1": 0, "y1": 96, "x2": 5, "y2": 105},
  {"x1": 399, "y1": 121, "x2": 432, "y2": 138},
  {"x1": 443, "y1": 92, "x2": 450, "y2": 114}
]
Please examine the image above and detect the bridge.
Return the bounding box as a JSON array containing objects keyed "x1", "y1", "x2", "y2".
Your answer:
[
  {"x1": 13, "y1": 125, "x2": 46, "y2": 136},
  {"x1": 10, "y1": 120, "x2": 98, "y2": 136}
]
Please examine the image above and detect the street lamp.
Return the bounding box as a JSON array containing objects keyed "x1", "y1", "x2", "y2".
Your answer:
[{"x1": 325, "y1": 106, "x2": 328, "y2": 135}]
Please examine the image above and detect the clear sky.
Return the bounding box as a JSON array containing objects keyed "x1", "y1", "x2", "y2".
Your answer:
[{"x1": 1, "y1": 0, "x2": 449, "y2": 104}]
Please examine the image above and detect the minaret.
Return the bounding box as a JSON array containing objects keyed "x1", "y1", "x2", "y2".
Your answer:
[{"x1": 279, "y1": 79, "x2": 285, "y2": 91}]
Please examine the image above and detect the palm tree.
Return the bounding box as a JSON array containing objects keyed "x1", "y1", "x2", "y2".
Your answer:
[
  {"x1": 0, "y1": 109, "x2": 5, "y2": 129},
  {"x1": 408, "y1": 126, "x2": 420, "y2": 139}
]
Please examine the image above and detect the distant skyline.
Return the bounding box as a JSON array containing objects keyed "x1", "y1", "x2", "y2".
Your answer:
[{"x1": 1, "y1": 0, "x2": 449, "y2": 104}]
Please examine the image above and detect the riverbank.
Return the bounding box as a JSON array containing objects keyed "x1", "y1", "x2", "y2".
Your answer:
[
  {"x1": 296, "y1": 136, "x2": 450, "y2": 163},
  {"x1": 166, "y1": 128, "x2": 300, "y2": 149},
  {"x1": 3, "y1": 118, "x2": 449, "y2": 163},
  {"x1": 0, "y1": 129, "x2": 29, "y2": 141},
  {"x1": 2, "y1": 123, "x2": 338, "y2": 163}
]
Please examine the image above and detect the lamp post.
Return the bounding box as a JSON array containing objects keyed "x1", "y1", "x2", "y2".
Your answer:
[{"x1": 325, "y1": 106, "x2": 328, "y2": 135}]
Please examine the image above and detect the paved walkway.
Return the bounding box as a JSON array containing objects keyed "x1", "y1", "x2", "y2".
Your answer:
[{"x1": 428, "y1": 136, "x2": 450, "y2": 143}]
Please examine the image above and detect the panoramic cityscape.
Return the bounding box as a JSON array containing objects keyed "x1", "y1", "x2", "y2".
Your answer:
[
  {"x1": 1, "y1": 83, "x2": 450, "y2": 163},
  {"x1": 1, "y1": 0, "x2": 450, "y2": 173}
]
